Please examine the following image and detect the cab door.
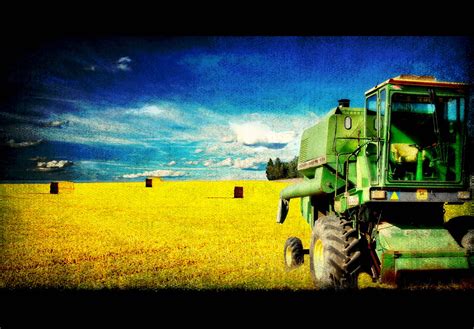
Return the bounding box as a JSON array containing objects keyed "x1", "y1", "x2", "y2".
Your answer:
[{"x1": 365, "y1": 89, "x2": 386, "y2": 185}]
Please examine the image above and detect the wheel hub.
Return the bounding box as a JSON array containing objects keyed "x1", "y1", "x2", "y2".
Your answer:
[
  {"x1": 313, "y1": 239, "x2": 324, "y2": 279},
  {"x1": 285, "y1": 248, "x2": 293, "y2": 267}
]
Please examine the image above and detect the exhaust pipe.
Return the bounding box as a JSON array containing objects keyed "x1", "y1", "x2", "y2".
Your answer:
[{"x1": 338, "y1": 99, "x2": 350, "y2": 108}]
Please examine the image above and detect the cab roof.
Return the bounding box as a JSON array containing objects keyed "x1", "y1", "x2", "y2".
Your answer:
[{"x1": 365, "y1": 75, "x2": 469, "y2": 95}]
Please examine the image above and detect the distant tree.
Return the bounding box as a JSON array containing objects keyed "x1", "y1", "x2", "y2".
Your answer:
[
  {"x1": 266, "y1": 156, "x2": 301, "y2": 180},
  {"x1": 274, "y1": 157, "x2": 284, "y2": 179},
  {"x1": 287, "y1": 156, "x2": 301, "y2": 178},
  {"x1": 266, "y1": 158, "x2": 275, "y2": 180}
]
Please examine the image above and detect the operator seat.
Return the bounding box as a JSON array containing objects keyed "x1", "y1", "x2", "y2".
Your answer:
[{"x1": 390, "y1": 143, "x2": 419, "y2": 164}]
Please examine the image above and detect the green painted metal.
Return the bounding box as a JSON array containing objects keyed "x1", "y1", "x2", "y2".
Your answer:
[
  {"x1": 280, "y1": 166, "x2": 347, "y2": 200},
  {"x1": 277, "y1": 76, "x2": 472, "y2": 283},
  {"x1": 376, "y1": 222, "x2": 464, "y2": 255},
  {"x1": 365, "y1": 88, "x2": 468, "y2": 190},
  {"x1": 334, "y1": 189, "x2": 362, "y2": 213},
  {"x1": 380, "y1": 251, "x2": 470, "y2": 283},
  {"x1": 376, "y1": 222, "x2": 470, "y2": 282},
  {"x1": 280, "y1": 76, "x2": 469, "y2": 214},
  {"x1": 280, "y1": 178, "x2": 322, "y2": 200},
  {"x1": 297, "y1": 107, "x2": 365, "y2": 178},
  {"x1": 300, "y1": 196, "x2": 312, "y2": 225},
  {"x1": 395, "y1": 256, "x2": 469, "y2": 271}
]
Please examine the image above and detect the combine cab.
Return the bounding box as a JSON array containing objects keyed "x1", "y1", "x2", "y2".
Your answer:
[{"x1": 278, "y1": 75, "x2": 473, "y2": 288}]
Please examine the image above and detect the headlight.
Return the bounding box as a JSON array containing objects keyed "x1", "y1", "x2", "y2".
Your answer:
[
  {"x1": 457, "y1": 191, "x2": 471, "y2": 200},
  {"x1": 371, "y1": 190, "x2": 387, "y2": 200}
]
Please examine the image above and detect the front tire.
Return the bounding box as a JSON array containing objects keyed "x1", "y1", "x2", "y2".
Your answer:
[
  {"x1": 309, "y1": 215, "x2": 362, "y2": 289},
  {"x1": 284, "y1": 237, "x2": 304, "y2": 269}
]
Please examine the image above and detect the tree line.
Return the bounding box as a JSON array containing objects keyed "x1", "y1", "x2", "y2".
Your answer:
[{"x1": 265, "y1": 156, "x2": 302, "y2": 180}]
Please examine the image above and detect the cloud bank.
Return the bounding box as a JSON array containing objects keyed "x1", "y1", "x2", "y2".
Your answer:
[
  {"x1": 4, "y1": 139, "x2": 43, "y2": 148},
  {"x1": 122, "y1": 169, "x2": 186, "y2": 178},
  {"x1": 40, "y1": 120, "x2": 69, "y2": 128},
  {"x1": 36, "y1": 160, "x2": 73, "y2": 171},
  {"x1": 229, "y1": 121, "x2": 295, "y2": 149},
  {"x1": 202, "y1": 156, "x2": 266, "y2": 170}
]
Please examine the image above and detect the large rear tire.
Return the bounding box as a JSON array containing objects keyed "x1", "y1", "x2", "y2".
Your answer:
[
  {"x1": 309, "y1": 215, "x2": 362, "y2": 289},
  {"x1": 461, "y1": 229, "x2": 474, "y2": 252}
]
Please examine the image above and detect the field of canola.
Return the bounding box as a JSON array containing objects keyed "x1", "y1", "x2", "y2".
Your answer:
[
  {"x1": 1, "y1": 180, "x2": 472, "y2": 290},
  {"x1": 0, "y1": 181, "x2": 314, "y2": 289}
]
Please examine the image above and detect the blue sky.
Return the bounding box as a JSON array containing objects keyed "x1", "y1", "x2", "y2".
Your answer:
[{"x1": 0, "y1": 36, "x2": 471, "y2": 181}]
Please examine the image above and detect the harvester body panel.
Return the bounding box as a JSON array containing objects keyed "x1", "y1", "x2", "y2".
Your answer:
[{"x1": 278, "y1": 75, "x2": 473, "y2": 286}]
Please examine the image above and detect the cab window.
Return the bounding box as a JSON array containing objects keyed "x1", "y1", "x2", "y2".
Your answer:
[{"x1": 366, "y1": 94, "x2": 377, "y2": 112}]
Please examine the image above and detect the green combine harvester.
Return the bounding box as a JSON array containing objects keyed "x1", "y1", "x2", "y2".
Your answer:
[{"x1": 278, "y1": 75, "x2": 473, "y2": 288}]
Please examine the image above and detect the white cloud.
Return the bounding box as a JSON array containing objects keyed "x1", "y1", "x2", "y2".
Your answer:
[
  {"x1": 167, "y1": 160, "x2": 177, "y2": 166},
  {"x1": 116, "y1": 56, "x2": 132, "y2": 71},
  {"x1": 123, "y1": 104, "x2": 187, "y2": 126},
  {"x1": 4, "y1": 139, "x2": 43, "y2": 148},
  {"x1": 233, "y1": 157, "x2": 266, "y2": 169},
  {"x1": 163, "y1": 109, "x2": 319, "y2": 149},
  {"x1": 206, "y1": 144, "x2": 219, "y2": 152},
  {"x1": 129, "y1": 105, "x2": 164, "y2": 117},
  {"x1": 118, "y1": 57, "x2": 131, "y2": 63},
  {"x1": 60, "y1": 113, "x2": 130, "y2": 134},
  {"x1": 230, "y1": 121, "x2": 296, "y2": 148},
  {"x1": 117, "y1": 64, "x2": 130, "y2": 71},
  {"x1": 122, "y1": 169, "x2": 186, "y2": 179},
  {"x1": 221, "y1": 135, "x2": 235, "y2": 143},
  {"x1": 201, "y1": 156, "x2": 266, "y2": 170},
  {"x1": 202, "y1": 157, "x2": 233, "y2": 168},
  {"x1": 216, "y1": 157, "x2": 233, "y2": 167},
  {"x1": 31, "y1": 95, "x2": 86, "y2": 105},
  {"x1": 57, "y1": 135, "x2": 148, "y2": 146},
  {"x1": 218, "y1": 171, "x2": 267, "y2": 181},
  {"x1": 41, "y1": 120, "x2": 69, "y2": 128},
  {"x1": 36, "y1": 160, "x2": 73, "y2": 171},
  {"x1": 40, "y1": 113, "x2": 150, "y2": 145},
  {"x1": 194, "y1": 148, "x2": 204, "y2": 154},
  {"x1": 185, "y1": 160, "x2": 199, "y2": 165}
]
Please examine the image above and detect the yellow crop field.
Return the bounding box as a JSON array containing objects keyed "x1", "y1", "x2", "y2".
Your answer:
[{"x1": 0, "y1": 181, "x2": 314, "y2": 290}]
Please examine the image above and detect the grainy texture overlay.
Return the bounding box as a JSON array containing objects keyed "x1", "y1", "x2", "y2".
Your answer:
[{"x1": 0, "y1": 181, "x2": 313, "y2": 289}]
